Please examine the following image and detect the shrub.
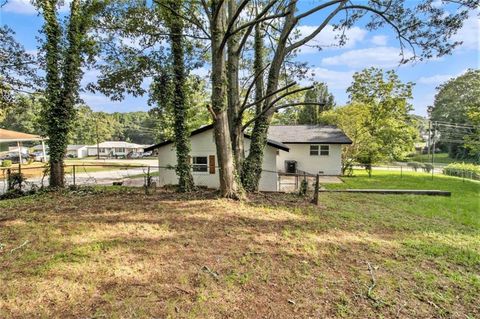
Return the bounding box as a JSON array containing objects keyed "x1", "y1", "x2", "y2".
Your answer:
[
  {"x1": 443, "y1": 163, "x2": 480, "y2": 180},
  {"x1": 422, "y1": 163, "x2": 433, "y2": 173},
  {"x1": 407, "y1": 162, "x2": 422, "y2": 172},
  {"x1": 1, "y1": 160, "x2": 12, "y2": 167},
  {"x1": 299, "y1": 179, "x2": 308, "y2": 196}
]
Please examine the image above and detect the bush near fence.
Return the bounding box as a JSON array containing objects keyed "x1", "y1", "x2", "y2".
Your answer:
[{"x1": 443, "y1": 162, "x2": 480, "y2": 180}]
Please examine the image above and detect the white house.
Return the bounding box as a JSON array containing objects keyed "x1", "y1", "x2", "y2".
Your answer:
[
  {"x1": 268, "y1": 125, "x2": 352, "y2": 176},
  {"x1": 145, "y1": 124, "x2": 352, "y2": 192},
  {"x1": 66, "y1": 145, "x2": 88, "y2": 158},
  {"x1": 32, "y1": 144, "x2": 88, "y2": 158},
  {"x1": 86, "y1": 141, "x2": 147, "y2": 157}
]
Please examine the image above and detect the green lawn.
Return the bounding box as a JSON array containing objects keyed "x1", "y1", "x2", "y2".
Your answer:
[{"x1": 0, "y1": 172, "x2": 478, "y2": 318}]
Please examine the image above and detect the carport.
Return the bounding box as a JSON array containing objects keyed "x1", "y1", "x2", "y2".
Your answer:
[{"x1": 0, "y1": 128, "x2": 47, "y2": 170}]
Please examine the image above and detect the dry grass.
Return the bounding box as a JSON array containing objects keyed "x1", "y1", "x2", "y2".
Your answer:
[{"x1": 0, "y1": 182, "x2": 479, "y2": 318}]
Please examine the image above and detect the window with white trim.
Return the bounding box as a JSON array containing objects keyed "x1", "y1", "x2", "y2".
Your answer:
[
  {"x1": 320, "y1": 145, "x2": 329, "y2": 156},
  {"x1": 192, "y1": 156, "x2": 208, "y2": 172},
  {"x1": 310, "y1": 145, "x2": 329, "y2": 156}
]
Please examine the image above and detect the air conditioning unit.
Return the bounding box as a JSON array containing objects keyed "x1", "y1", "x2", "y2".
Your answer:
[{"x1": 285, "y1": 160, "x2": 297, "y2": 174}]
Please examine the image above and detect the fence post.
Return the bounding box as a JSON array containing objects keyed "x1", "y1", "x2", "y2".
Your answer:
[
  {"x1": 73, "y1": 165, "x2": 76, "y2": 186},
  {"x1": 6, "y1": 168, "x2": 11, "y2": 191},
  {"x1": 312, "y1": 174, "x2": 320, "y2": 206},
  {"x1": 147, "y1": 166, "x2": 151, "y2": 187},
  {"x1": 400, "y1": 166, "x2": 403, "y2": 178}
]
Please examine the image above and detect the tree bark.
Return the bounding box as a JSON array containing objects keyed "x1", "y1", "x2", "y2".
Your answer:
[
  {"x1": 227, "y1": 0, "x2": 244, "y2": 171},
  {"x1": 210, "y1": 0, "x2": 243, "y2": 199}
]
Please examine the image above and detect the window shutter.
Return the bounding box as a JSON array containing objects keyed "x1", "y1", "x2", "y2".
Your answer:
[{"x1": 209, "y1": 155, "x2": 215, "y2": 174}]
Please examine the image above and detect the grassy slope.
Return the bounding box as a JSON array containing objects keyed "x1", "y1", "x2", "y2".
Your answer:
[{"x1": 0, "y1": 172, "x2": 478, "y2": 318}]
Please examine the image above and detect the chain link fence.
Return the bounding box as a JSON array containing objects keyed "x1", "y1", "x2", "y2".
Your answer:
[{"x1": 1, "y1": 161, "x2": 477, "y2": 197}]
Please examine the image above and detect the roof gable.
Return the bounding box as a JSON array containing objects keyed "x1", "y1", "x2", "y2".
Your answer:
[
  {"x1": 145, "y1": 124, "x2": 290, "y2": 152},
  {"x1": 267, "y1": 125, "x2": 352, "y2": 144}
]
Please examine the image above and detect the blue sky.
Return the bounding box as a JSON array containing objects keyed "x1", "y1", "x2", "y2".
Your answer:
[{"x1": 1, "y1": 0, "x2": 479, "y2": 116}]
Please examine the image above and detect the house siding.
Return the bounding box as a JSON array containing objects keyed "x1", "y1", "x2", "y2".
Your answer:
[
  {"x1": 156, "y1": 129, "x2": 279, "y2": 191},
  {"x1": 276, "y1": 144, "x2": 343, "y2": 175}
]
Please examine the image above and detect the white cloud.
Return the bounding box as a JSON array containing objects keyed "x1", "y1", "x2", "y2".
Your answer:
[
  {"x1": 304, "y1": 67, "x2": 354, "y2": 90},
  {"x1": 1, "y1": 0, "x2": 36, "y2": 14},
  {"x1": 417, "y1": 74, "x2": 454, "y2": 85},
  {"x1": 416, "y1": 68, "x2": 468, "y2": 85},
  {"x1": 452, "y1": 12, "x2": 480, "y2": 51},
  {"x1": 295, "y1": 25, "x2": 367, "y2": 54},
  {"x1": 371, "y1": 35, "x2": 388, "y2": 46},
  {"x1": 2, "y1": 0, "x2": 71, "y2": 14},
  {"x1": 321, "y1": 46, "x2": 413, "y2": 68}
]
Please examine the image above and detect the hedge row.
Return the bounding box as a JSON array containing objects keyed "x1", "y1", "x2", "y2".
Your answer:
[{"x1": 443, "y1": 163, "x2": 480, "y2": 180}]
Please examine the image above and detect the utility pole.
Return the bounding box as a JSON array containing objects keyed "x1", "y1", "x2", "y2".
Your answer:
[
  {"x1": 427, "y1": 106, "x2": 434, "y2": 178},
  {"x1": 95, "y1": 117, "x2": 100, "y2": 160},
  {"x1": 431, "y1": 122, "x2": 436, "y2": 179}
]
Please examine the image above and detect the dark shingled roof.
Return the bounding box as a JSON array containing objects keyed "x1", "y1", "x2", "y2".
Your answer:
[
  {"x1": 267, "y1": 125, "x2": 352, "y2": 144},
  {"x1": 145, "y1": 124, "x2": 290, "y2": 152}
]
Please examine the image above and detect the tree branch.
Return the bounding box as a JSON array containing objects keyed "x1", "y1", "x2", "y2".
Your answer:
[
  {"x1": 287, "y1": 0, "x2": 347, "y2": 53},
  {"x1": 153, "y1": 0, "x2": 211, "y2": 40},
  {"x1": 241, "y1": 81, "x2": 296, "y2": 113},
  {"x1": 267, "y1": 85, "x2": 314, "y2": 109},
  {"x1": 238, "y1": 62, "x2": 271, "y2": 117},
  {"x1": 242, "y1": 102, "x2": 321, "y2": 131}
]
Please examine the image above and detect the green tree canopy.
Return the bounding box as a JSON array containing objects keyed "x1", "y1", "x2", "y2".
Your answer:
[
  {"x1": 431, "y1": 69, "x2": 480, "y2": 159},
  {"x1": 323, "y1": 68, "x2": 418, "y2": 175}
]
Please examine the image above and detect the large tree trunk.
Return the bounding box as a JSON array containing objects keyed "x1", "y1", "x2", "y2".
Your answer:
[
  {"x1": 240, "y1": 22, "x2": 266, "y2": 191},
  {"x1": 227, "y1": 0, "x2": 244, "y2": 171},
  {"x1": 168, "y1": 0, "x2": 194, "y2": 192},
  {"x1": 241, "y1": 1, "x2": 297, "y2": 191},
  {"x1": 210, "y1": 0, "x2": 243, "y2": 199}
]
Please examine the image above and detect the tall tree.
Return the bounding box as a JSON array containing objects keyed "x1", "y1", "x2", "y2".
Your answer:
[
  {"x1": 297, "y1": 82, "x2": 335, "y2": 125},
  {"x1": 330, "y1": 68, "x2": 418, "y2": 175},
  {"x1": 91, "y1": 0, "x2": 209, "y2": 191},
  {"x1": 0, "y1": 26, "x2": 40, "y2": 109},
  {"x1": 160, "y1": 0, "x2": 194, "y2": 192},
  {"x1": 39, "y1": 0, "x2": 101, "y2": 187},
  {"x1": 431, "y1": 69, "x2": 480, "y2": 159}
]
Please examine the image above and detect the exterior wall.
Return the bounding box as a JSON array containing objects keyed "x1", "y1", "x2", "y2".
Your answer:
[
  {"x1": 276, "y1": 144, "x2": 343, "y2": 175},
  {"x1": 67, "y1": 147, "x2": 87, "y2": 158},
  {"x1": 156, "y1": 129, "x2": 279, "y2": 191}
]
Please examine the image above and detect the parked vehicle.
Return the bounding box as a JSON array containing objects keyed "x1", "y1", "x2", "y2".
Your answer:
[
  {"x1": 32, "y1": 151, "x2": 49, "y2": 162},
  {"x1": 142, "y1": 151, "x2": 152, "y2": 157},
  {"x1": 0, "y1": 153, "x2": 30, "y2": 164}
]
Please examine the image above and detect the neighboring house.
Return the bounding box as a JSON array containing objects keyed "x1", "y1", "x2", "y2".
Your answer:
[
  {"x1": 145, "y1": 124, "x2": 351, "y2": 192},
  {"x1": 87, "y1": 141, "x2": 147, "y2": 157},
  {"x1": 32, "y1": 144, "x2": 88, "y2": 158},
  {"x1": 66, "y1": 145, "x2": 88, "y2": 158}
]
